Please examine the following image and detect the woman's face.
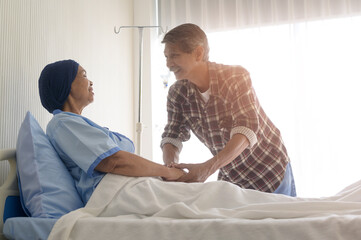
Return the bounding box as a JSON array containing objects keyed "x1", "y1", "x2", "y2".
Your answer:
[{"x1": 68, "y1": 65, "x2": 94, "y2": 108}]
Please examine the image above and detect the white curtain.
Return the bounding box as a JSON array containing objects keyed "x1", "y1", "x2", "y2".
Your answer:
[
  {"x1": 152, "y1": 0, "x2": 361, "y2": 197},
  {"x1": 158, "y1": 0, "x2": 361, "y2": 32}
]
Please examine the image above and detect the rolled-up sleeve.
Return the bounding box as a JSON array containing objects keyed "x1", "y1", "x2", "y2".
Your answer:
[{"x1": 228, "y1": 71, "x2": 259, "y2": 147}]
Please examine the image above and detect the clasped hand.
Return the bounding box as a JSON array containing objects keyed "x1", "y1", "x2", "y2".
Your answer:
[{"x1": 166, "y1": 162, "x2": 213, "y2": 183}]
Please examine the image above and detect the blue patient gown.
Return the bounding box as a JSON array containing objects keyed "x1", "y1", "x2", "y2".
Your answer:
[{"x1": 46, "y1": 109, "x2": 135, "y2": 204}]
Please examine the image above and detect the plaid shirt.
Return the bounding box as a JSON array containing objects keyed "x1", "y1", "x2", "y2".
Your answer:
[{"x1": 161, "y1": 62, "x2": 290, "y2": 193}]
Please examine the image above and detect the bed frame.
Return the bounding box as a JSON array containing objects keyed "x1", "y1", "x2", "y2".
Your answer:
[{"x1": 0, "y1": 149, "x2": 26, "y2": 240}]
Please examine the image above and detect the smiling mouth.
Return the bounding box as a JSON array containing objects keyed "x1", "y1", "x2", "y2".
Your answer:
[{"x1": 172, "y1": 68, "x2": 181, "y2": 74}]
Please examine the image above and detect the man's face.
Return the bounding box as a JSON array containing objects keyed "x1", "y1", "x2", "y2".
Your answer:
[{"x1": 164, "y1": 43, "x2": 198, "y2": 81}]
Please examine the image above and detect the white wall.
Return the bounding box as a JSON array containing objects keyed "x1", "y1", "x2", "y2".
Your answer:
[{"x1": 0, "y1": 0, "x2": 134, "y2": 184}]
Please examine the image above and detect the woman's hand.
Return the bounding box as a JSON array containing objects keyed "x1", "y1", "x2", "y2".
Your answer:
[{"x1": 163, "y1": 167, "x2": 186, "y2": 181}]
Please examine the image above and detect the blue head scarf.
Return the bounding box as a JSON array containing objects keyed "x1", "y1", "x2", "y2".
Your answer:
[{"x1": 38, "y1": 60, "x2": 79, "y2": 113}]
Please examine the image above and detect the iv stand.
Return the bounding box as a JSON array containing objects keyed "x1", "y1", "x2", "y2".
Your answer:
[{"x1": 114, "y1": 25, "x2": 164, "y2": 156}]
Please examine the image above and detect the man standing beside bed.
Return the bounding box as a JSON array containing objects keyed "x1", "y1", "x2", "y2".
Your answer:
[{"x1": 160, "y1": 23, "x2": 296, "y2": 197}]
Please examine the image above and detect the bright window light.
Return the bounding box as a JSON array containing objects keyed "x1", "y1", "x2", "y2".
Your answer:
[{"x1": 152, "y1": 16, "x2": 361, "y2": 197}]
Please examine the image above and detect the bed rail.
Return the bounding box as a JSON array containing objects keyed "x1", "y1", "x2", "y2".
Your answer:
[{"x1": 0, "y1": 149, "x2": 19, "y2": 240}]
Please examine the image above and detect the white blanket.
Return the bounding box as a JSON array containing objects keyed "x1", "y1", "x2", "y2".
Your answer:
[{"x1": 49, "y1": 174, "x2": 361, "y2": 240}]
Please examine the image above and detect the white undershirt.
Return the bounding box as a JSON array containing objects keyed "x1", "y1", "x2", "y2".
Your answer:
[{"x1": 198, "y1": 88, "x2": 211, "y2": 103}]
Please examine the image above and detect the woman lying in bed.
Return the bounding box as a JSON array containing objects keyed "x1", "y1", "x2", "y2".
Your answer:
[{"x1": 38, "y1": 60, "x2": 185, "y2": 204}]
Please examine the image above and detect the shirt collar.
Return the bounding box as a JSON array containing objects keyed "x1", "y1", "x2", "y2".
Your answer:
[
  {"x1": 183, "y1": 61, "x2": 220, "y2": 99},
  {"x1": 208, "y1": 62, "x2": 221, "y2": 98},
  {"x1": 53, "y1": 109, "x2": 62, "y2": 115},
  {"x1": 52, "y1": 109, "x2": 80, "y2": 118}
]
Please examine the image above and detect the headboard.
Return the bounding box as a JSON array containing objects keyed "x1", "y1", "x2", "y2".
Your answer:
[{"x1": 0, "y1": 149, "x2": 26, "y2": 240}]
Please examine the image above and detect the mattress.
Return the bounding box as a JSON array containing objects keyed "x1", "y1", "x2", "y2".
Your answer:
[{"x1": 3, "y1": 217, "x2": 57, "y2": 240}]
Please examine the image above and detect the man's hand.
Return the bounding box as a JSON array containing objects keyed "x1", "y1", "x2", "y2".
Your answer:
[
  {"x1": 170, "y1": 134, "x2": 250, "y2": 183},
  {"x1": 171, "y1": 161, "x2": 215, "y2": 183},
  {"x1": 162, "y1": 143, "x2": 180, "y2": 166}
]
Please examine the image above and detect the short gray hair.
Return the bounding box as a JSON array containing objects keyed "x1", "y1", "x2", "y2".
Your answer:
[{"x1": 162, "y1": 23, "x2": 209, "y2": 61}]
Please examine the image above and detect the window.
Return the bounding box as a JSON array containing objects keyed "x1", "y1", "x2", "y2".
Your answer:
[{"x1": 152, "y1": 16, "x2": 361, "y2": 197}]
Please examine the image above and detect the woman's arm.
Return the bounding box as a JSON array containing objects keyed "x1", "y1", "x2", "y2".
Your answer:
[{"x1": 95, "y1": 150, "x2": 185, "y2": 181}]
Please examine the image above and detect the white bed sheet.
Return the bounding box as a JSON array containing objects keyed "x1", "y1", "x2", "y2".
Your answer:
[{"x1": 49, "y1": 174, "x2": 361, "y2": 240}]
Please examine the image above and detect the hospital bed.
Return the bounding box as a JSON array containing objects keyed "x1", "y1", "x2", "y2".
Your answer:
[
  {"x1": 3, "y1": 148, "x2": 361, "y2": 240},
  {"x1": 2, "y1": 113, "x2": 361, "y2": 239},
  {"x1": 0, "y1": 149, "x2": 56, "y2": 240}
]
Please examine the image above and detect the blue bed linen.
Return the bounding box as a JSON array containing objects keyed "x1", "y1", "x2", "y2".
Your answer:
[{"x1": 3, "y1": 217, "x2": 57, "y2": 240}]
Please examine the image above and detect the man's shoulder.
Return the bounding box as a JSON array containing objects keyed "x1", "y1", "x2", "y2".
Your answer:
[
  {"x1": 168, "y1": 79, "x2": 191, "y2": 96},
  {"x1": 210, "y1": 62, "x2": 249, "y2": 77},
  {"x1": 169, "y1": 79, "x2": 189, "y2": 88},
  {"x1": 209, "y1": 62, "x2": 251, "y2": 92}
]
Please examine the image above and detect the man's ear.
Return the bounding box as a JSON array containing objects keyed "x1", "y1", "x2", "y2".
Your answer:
[{"x1": 194, "y1": 45, "x2": 205, "y2": 61}]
